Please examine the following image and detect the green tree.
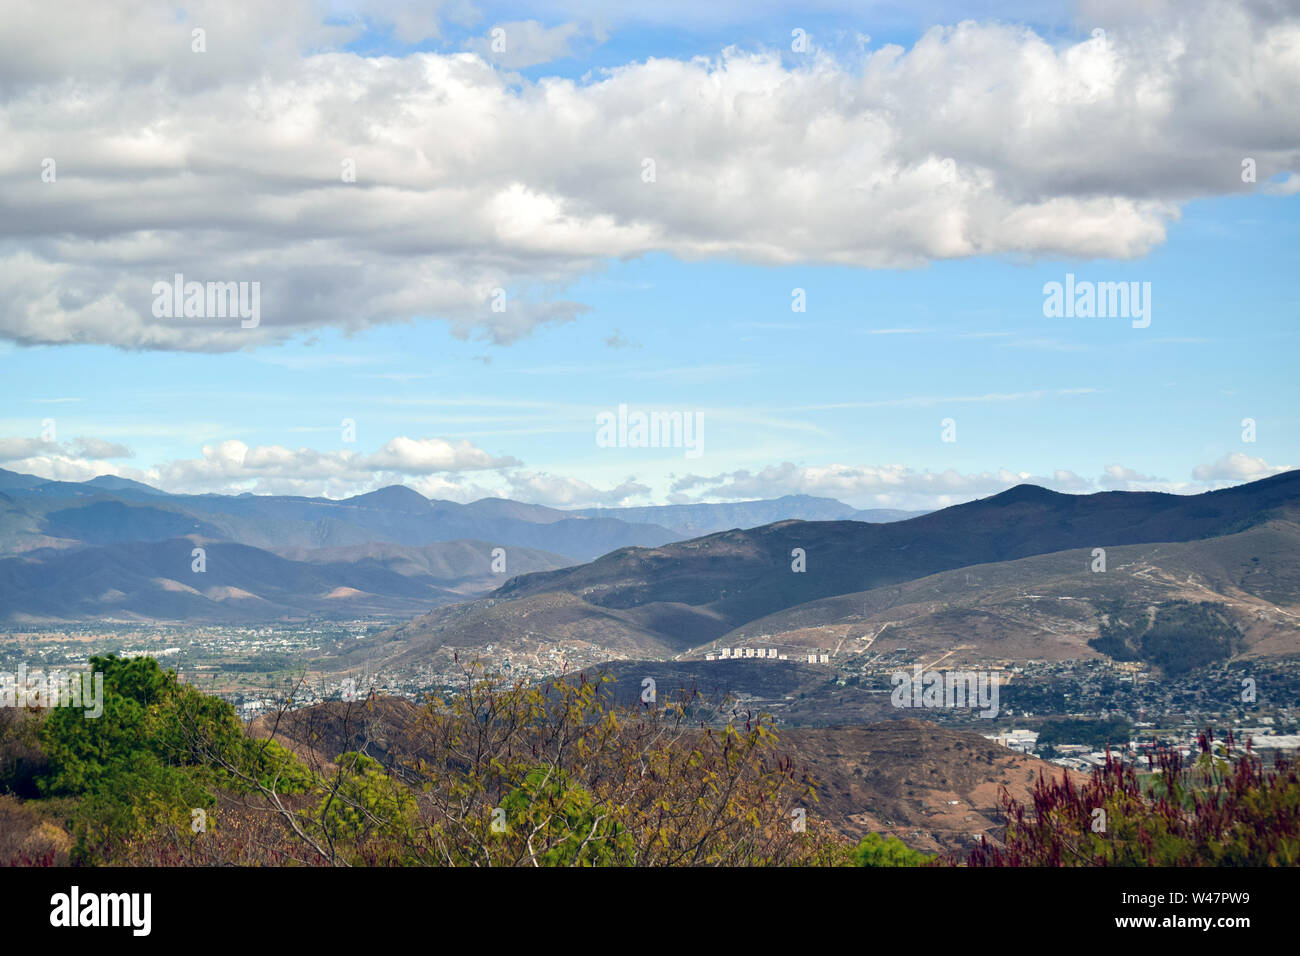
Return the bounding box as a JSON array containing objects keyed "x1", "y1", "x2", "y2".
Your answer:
[
  {"x1": 850, "y1": 832, "x2": 934, "y2": 866},
  {"x1": 38, "y1": 655, "x2": 313, "y2": 861},
  {"x1": 315, "y1": 751, "x2": 416, "y2": 846},
  {"x1": 498, "y1": 766, "x2": 635, "y2": 866}
]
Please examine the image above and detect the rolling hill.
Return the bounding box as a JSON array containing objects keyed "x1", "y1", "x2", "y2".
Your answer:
[
  {"x1": 364, "y1": 471, "x2": 1300, "y2": 672},
  {"x1": 0, "y1": 537, "x2": 573, "y2": 624},
  {"x1": 0, "y1": 468, "x2": 954, "y2": 623},
  {"x1": 708, "y1": 517, "x2": 1300, "y2": 667}
]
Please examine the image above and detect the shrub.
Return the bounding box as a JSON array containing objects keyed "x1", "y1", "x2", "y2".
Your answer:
[
  {"x1": 850, "y1": 832, "x2": 934, "y2": 866},
  {"x1": 969, "y1": 729, "x2": 1300, "y2": 866}
]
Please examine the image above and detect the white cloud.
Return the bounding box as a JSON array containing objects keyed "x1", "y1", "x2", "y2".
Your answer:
[
  {"x1": 147, "y1": 436, "x2": 517, "y2": 490},
  {"x1": 0, "y1": 437, "x2": 56, "y2": 461},
  {"x1": 1098, "y1": 463, "x2": 1163, "y2": 489},
  {"x1": 3, "y1": 430, "x2": 1292, "y2": 509},
  {"x1": 504, "y1": 471, "x2": 650, "y2": 507},
  {"x1": 1266, "y1": 172, "x2": 1300, "y2": 195},
  {"x1": 665, "y1": 460, "x2": 1277, "y2": 509},
  {"x1": 0, "y1": 431, "x2": 642, "y2": 506},
  {"x1": 0, "y1": 432, "x2": 522, "y2": 496},
  {"x1": 464, "y1": 20, "x2": 592, "y2": 68},
  {"x1": 364, "y1": 436, "x2": 520, "y2": 473},
  {"x1": 0, "y1": 0, "x2": 352, "y2": 90},
  {"x1": 403, "y1": 474, "x2": 501, "y2": 503},
  {"x1": 0, "y1": 436, "x2": 132, "y2": 463},
  {"x1": 2, "y1": 4, "x2": 1297, "y2": 350},
  {"x1": 669, "y1": 461, "x2": 1084, "y2": 508},
  {"x1": 1191, "y1": 452, "x2": 1291, "y2": 482},
  {"x1": 68, "y1": 437, "x2": 133, "y2": 459},
  {"x1": 0, "y1": 456, "x2": 117, "y2": 483}
]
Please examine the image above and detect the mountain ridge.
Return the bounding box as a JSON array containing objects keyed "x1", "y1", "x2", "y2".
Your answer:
[{"x1": 365, "y1": 470, "x2": 1300, "y2": 673}]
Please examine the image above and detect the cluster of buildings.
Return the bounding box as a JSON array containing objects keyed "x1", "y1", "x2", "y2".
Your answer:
[
  {"x1": 706, "y1": 647, "x2": 785, "y2": 660},
  {"x1": 123, "y1": 647, "x2": 180, "y2": 659},
  {"x1": 1240, "y1": 731, "x2": 1300, "y2": 754},
  {"x1": 986, "y1": 729, "x2": 1039, "y2": 753},
  {"x1": 983, "y1": 720, "x2": 1300, "y2": 772},
  {"x1": 704, "y1": 646, "x2": 832, "y2": 663}
]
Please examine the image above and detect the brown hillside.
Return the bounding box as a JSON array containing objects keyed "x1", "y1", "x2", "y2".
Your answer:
[
  {"x1": 779, "y1": 719, "x2": 1085, "y2": 855},
  {"x1": 250, "y1": 698, "x2": 1072, "y2": 856}
]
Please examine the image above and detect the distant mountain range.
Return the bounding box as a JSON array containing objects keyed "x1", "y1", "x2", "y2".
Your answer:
[
  {"x1": 0, "y1": 473, "x2": 677, "y2": 561},
  {"x1": 367, "y1": 471, "x2": 1300, "y2": 674},
  {"x1": 0, "y1": 536, "x2": 573, "y2": 624},
  {"x1": 568, "y1": 496, "x2": 927, "y2": 537},
  {"x1": 0, "y1": 468, "x2": 918, "y2": 624}
]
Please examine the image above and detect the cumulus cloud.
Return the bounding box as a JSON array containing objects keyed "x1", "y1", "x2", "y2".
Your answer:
[
  {"x1": 665, "y1": 460, "x2": 1278, "y2": 509},
  {"x1": 364, "y1": 437, "x2": 520, "y2": 473},
  {"x1": 145, "y1": 436, "x2": 518, "y2": 492},
  {"x1": 67, "y1": 437, "x2": 133, "y2": 459},
  {"x1": 1097, "y1": 463, "x2": 1164, "y2": 489},
  {"x1": 1191, "y1": 452, "x2": 1292, "y2": 482},
  {"x1": 1266, "y1": 172, "x2": 1300, "y2": 195},
  {"x1": 151, "y1": 440, "x2": 359, "y2": 489},
  {"x1": 504, "y1": 471, "x2": 650, "y2": 507},
  {"x1": 0, "y1": 430, "x2": 651, "y2": 506},
  {"x1": 0, "y1": 0, "x2": 352, "y2": 90},
  {"x1": 0, "y1": 435, "x2": 132, "y2": 464},
  {"x1": 0, "y1": 437, "x2": 56, "y2": 461},
  {"x1": 150, "y1": 452, "x2": 649, "y2": 505},
  {"x1": 3, "y1": 427, "x2": 1293, "y2": 507},
  {"x1": 395, "y1": 471, "x2": 649, "y2": 507},
  {"x1": 464, "y1": 20, "x2": 594, "y2": 68},
  {"x1": 669, "y1": 462, "x2": 1098, "y2": 508},
  {"x1": 2, "y1": 3, "x2": 1297, "y2": 349},
  {"x1": 0, "y1": 432, "x2": 521, "y2": 495}
]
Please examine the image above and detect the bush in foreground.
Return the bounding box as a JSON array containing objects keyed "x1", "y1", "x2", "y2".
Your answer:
[{"x1": 969, "y1": 729, "x2": 1299, "y2": 866}]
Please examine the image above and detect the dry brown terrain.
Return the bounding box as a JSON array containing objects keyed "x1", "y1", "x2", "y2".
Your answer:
[
  {"x1": 250, "y1": 699, "x2": 1073, "y2": 856},
  {"x1": 778, "y1": 720, "x2": 1086, "y2": 855}
]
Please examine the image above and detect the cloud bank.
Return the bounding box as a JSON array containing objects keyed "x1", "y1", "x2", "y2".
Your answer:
[{"x1": 2, "y1": 1, "x2": 1297, "y2": 350}]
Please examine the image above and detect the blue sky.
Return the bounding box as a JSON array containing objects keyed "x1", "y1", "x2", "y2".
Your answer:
[{"x1": 1, "y1": 1, "x2": 1297, "y2": 509}]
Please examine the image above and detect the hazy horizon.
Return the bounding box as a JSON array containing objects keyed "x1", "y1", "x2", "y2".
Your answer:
[{"x1": 2, "y1": 0, "x2": 1297, "y2": 512}]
